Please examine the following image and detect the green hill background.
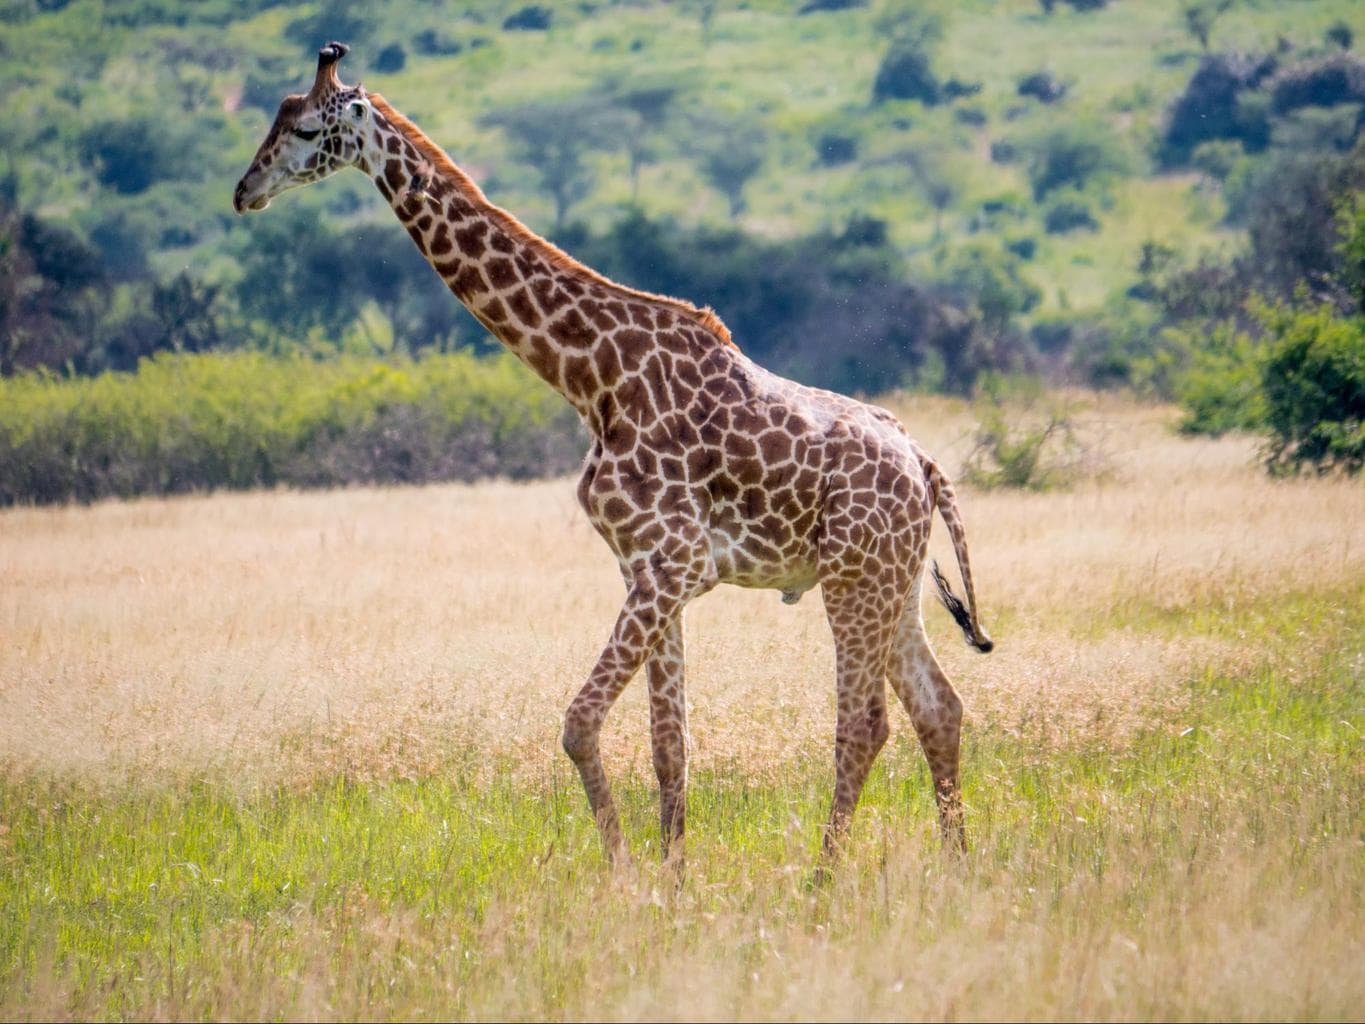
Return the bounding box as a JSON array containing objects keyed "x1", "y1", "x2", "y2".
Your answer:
[{"x1": 1, "y1": 0, "x2": 1362, "y2": 499}]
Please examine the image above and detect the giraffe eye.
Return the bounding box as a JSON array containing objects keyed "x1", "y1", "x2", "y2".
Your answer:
[{"x1": 292, "y1": 128, "x2": 321, "y2": 141}]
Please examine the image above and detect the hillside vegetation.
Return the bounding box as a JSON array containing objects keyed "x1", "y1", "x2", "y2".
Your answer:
[{"x1": 1, "y1": 0, "x2": 1362, "y2": 500}]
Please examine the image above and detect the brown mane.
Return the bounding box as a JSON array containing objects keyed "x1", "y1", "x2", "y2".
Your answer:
[{"x1": 368, "y1": 93, "x2": 736, "y2": 349}]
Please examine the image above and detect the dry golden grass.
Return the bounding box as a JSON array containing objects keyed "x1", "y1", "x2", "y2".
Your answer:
[
  {"x1": 2, "y1": 395, "x2": 1359, "y2": 791},
  {"x1": 3, "y1": 394, "x2": 1362, "y2": 1022}
]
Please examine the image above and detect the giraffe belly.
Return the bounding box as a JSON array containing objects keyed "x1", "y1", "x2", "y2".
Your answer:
[{"x1": 707, "y1": 525, "x2": 820, "y2": 600}]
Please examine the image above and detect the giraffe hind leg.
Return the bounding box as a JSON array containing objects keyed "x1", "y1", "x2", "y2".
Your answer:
[
  {"x1": 887, "y1": 602, "x2": 967, "y2": 851},
  {"x1": 818, "y1": 580, "x2": 901, "y2": 864}
]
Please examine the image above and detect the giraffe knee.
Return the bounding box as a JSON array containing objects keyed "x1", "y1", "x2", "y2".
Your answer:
[{"x1": 561, "y1": 710, "x2": 599, "y2": 764}]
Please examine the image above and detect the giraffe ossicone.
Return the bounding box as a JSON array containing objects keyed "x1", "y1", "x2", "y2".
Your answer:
[{"x1": 235, "y1": 43, "x2": 994, "y2": 868}]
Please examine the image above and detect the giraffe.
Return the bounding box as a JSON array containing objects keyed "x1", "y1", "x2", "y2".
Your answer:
[{"x1": 234, "y1": 43, "x2": 994, "y2": 868}]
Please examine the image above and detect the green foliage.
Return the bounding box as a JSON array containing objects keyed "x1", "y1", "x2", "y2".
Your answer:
[
  {"x1": 1231, "y1": 140, "x2": 1365, "y2": 303},
  {"x1": 1161, "y1": 52, "x2": 1278, "y2": 165},
  {"x1": 1181, "y1": 0, "x2": 1235, "y2": 51},
  {"x1": 1190, "y1": 139, "x2": 1245, "y2": 182},
  {"x1": 688, "y1": 111, "x2": 769, "y2": 217},
  {"x1": 934, "y1": 241, "x2": 1041, "y2": 332},
  {"x1": 0, "y1": 200, "x2": 108, "y2": 375},
  {"x1": 232, "y1": 206, "x2": 368, "y2": 344},
  {"x1": 1325, "y1": 20, "x2": 1354, "y2": 50},
  {"x1": 961, "y1": 375, "x2": 1093, "y2": 491},
  {"x1": 1335, "y1": 194, "x2": 1365, "y2": 314},
  {"x1": 0, "y1": 351, "x2": 584, "y2": 505},
  {"x1": 1170, "y1": 322, "x2": 1267, "y2": 435},
  {"x1": 1042, "y1": 195, "x2": 1098, "y2": 233},
  {"x1": 1258, "y1": 301, "x2": 1365, "y2": 476},
  {"x1": 1023, "y1": 120, "x2": 1132, "y2": 200},
  {"x1": 563, "y1": 210, "x2": 1013, "y2": 395},
  {"x1": 481, "y1": 96, "x2": 632, "y2": 229},
  {"x1": 871, "y1": 6, "x2": 945, "y2": 104}
]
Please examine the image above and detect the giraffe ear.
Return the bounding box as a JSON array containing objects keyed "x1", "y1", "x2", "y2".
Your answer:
[{"x1": 347, "y1": 97, "x2": 371, "y2": 122}]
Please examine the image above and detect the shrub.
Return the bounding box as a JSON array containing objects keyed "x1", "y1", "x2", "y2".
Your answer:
[
  {"x1": 1230, "y1": 141, "x2": 1365, "y2": 302},
  {"x1": 989, "y1": 139, "x2": 1019, "y2": 163},
  {"x1": 873, "y1": 36, "x2": 940, "y2": 104},
  {"x1": 960, "y1": 377, "x2": 1097, "y2": 492},
  {"x1": 413, "y1": 29, "x2": 463, "y2": 56},
  {"x1": 503, "y1": 6, "x2": 552, "y2": 31},
  {"x1": 814, "y1": 132, "x2": 858, "y2": 166},
  {"x1": 1043, "y1": 197, "x2": 1098, "y2": 233},
  {"x1": 0, "y1": 351, "x2": 585, "y2": 506},
  {"x1": 80, "y1": 114, "x2": 203, "y2": 195},
  {"x1": 1259, "y1": 302, "x2": 1365, "y2": 476},
  {"x1": 1161, "y1": 52, "x2": 1278, "y2": 165},
  {"x1": 1017, "y1": 71, "x2": 1067, "y2": 104},
  {"x1": 1269, "y1": 54, "x2": 1365, "y2": 115},
  {"x1": 1190, "y1": 139, "x2": 1244, "y2": 182},
  {"x1": 372, "y1": 43, "x2": 406, "y2": 74},
  {"x1": 871, "y1": 9, "x2": 945, "y2": 105},
  {"x1": 1025, "y1": 120, "x2": 1131, "y2": 199},
  {"x1": 933, "y1": 242, "x2": 1041, "y2": 334},
  {"x1": 1170, "y1": 322, "x2": 1267, "y2": 436},
  {"x1": 1325, "y1": 21, "x2": 1353, "y2": 50}
]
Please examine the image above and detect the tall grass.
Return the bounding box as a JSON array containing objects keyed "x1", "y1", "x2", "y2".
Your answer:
[{"x1": 1, "y1": 395, "x2": 1362, "y2": 1018}]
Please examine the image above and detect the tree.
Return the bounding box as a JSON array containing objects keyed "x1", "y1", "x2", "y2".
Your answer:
[
  {"x1": 1181, "y1": 1, "x2": 1234, "y2": 51},
  {"x1": 895, "y1": 147, "x2": 959, "y2": 242},
  {"x1": 871, "y1": 8, "x2": 945, "y2": 105},
  {"x1": 595, "y1": 77, "x2": 681, "y2": 198},
  {"x1": 0, "y1": 200, "x2": 107, "y2": 375},
  {"x1": 348, "y1": 223, "x2": 487, "y2": 357},
  {"x1": 1233, "y1": 140, "x2": 1365, "y2": 307},
  {"x1": 690, "y1": 114, "x2": 767, "y2": 217},
  {"x1": 1024, "y1": 120, "x2": 1131, "y2": 199},
  {"x1": 482, "y1": 97, "x2": 630, "y2": 229},
  {"x1": 232, "y1": 204, "x2": 366, "y2": 345},
  {"x1": 1259, "y1": 301, "x2": 1365, "y2": 475},
  {"x1": 934, "y1": 241, "x2": 1041, "y2": 335}
]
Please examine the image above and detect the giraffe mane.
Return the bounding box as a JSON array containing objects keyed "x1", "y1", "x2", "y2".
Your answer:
[{"x1": 368, "y1": 93, "x2": 736, "y2": 349}]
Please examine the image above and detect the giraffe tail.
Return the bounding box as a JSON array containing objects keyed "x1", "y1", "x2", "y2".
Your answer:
[{"x1": 925, "y1": 462, "x2": 994, "y2": 654}]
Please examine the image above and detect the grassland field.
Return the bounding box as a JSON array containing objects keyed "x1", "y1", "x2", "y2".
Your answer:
[{"x1": 1, "y1": 394, "x2": 1361, "y2": 1019}]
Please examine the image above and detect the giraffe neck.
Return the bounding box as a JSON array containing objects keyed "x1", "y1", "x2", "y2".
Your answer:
[{"x1": 361, "y1": 94, "x2": 736, "y2": 431}]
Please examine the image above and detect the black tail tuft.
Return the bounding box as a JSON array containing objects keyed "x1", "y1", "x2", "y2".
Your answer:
[{"x1": 931, "y1": 561, "x2": 993, "y2": 653}]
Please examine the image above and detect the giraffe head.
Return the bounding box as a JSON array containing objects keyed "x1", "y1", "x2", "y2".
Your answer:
[{"x1": 233, "y1": 42, "x2": 374, "y2": 213}]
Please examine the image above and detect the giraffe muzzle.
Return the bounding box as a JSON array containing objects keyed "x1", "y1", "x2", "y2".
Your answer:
[{"x1": 232, "y1": 178, "x2": 270, "y2": 214}]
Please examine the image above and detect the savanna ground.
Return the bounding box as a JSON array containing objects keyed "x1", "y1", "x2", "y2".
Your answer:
[{"x1": 1, "y1": 395, "x2": 1361, "y2": 1019}]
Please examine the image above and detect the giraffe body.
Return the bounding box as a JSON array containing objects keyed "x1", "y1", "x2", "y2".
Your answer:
[{"x1": 236, "y1": 45, "x2": 993, "y2": 867}]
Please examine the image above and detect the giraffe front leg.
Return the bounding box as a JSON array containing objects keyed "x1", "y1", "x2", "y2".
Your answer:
[
  {"x1": 647, "y1": 619, "x2": 688, "y2": 867},
  {"x1": 562, "y1": 550, "x2": 709, "y2": 867}
]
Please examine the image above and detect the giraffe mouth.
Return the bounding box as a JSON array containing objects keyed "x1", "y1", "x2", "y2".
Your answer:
[{"x1": 232, "y1": 179, "x2": 271, "y2": 214}]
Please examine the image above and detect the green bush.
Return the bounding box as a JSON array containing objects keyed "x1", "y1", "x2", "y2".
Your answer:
[
  {"x1": 1024, "y1": 120, "x2": 1132, "y2": 200},
  {"x1": 1259, "y1": 303, "x2": 1365, "y2": 476},
  {"x1": 0, "y1": 351, "x2": 585, "y2": 506},
  {"x1": 1171, "y1": 322, "x2": 1267, "y2": 436}
]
